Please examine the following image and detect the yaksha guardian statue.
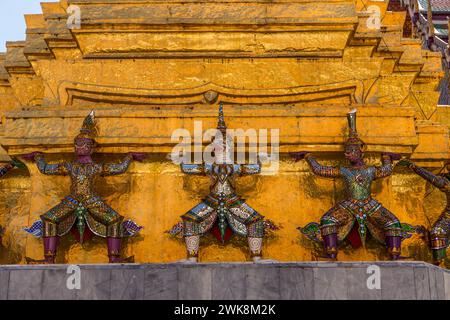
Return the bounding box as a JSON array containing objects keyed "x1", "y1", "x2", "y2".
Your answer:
[
  {"x1": 291, "y1": 109, "x2": 414, "y2": 260},
  {"x1": 168, "y1": 105, "x2": 277, "y2": 263},
  {"x1": 397, "y1": 159, "x2": 450, "y2": 266},
  {"x1": 24, "y1": 111, "x2": 145, "y2": 263}
]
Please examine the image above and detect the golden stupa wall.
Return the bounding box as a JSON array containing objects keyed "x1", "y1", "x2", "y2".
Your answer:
[{"x1": 0, "y1": 0, "x2": 448, "y2": 266}]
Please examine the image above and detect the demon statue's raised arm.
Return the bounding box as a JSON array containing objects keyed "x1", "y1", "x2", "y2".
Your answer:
[
  {"x1": 168, "y1": 104, "x2": 277, "y2": 263},
  {"x1": 397, "y1": 159, "x2": 450, "y2": 266},
  {"x1": 24, "y1": 111, "x2": 146, "y2": 264},
  {"x1": 291, "y1": 109, "x2": 415, "y2": 261}
]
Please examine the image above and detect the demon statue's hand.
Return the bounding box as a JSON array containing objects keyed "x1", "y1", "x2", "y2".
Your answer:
[
  {"x1": 383, "y1": 152, "x2": 402, "y2": 161},
  {"x1": 129, "y1": 152, "x2": 147, "y2": 162},
  {"x1": 166, "y1": 151, "x2": 186, "y2": 163},
  {"x1": 11, "y1": 157, "x2": 27, "y2": 170},
  {"x1": 258, "y1": 152, "x2": 269, "y2": 162},
  {"x1": 22, "y1": 152, "x2": 43, "y2": 162},
  {"x1": 290, "y1": 151, "x2": 310, "y2": 162},
  {"x1": 397, "y1": 159, "x2": 414, "y2": 168}
]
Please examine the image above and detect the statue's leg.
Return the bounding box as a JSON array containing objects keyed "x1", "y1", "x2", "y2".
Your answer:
[
  {"x1": 183, "y1": 220, "x2": 201, "y2": 262},
  {"x1": 247, "y1": 220, "x2": 264, "y2": 261},
  {"x1": 40, "y1": 201, "x2": 74, "y2": 263},
  {"x1": 226, "y1": 201, "x2": 266, "y2": 261},
  {"x1": 367, "y1": 207, "x2": 403, "y2": 260},
  {"x1": 322, "y1": 233, "x2": 338, "y2": 260},
  {"x1": 385, "y1": 236, "x2": 402, "y2": 260},
  {"x1": 106, "y1": 237, "x2": 123, "y2": 263},
  {"x1": 319, "y1": 207, "x2": 354, "y2": 260},
  {"x1": 180, "y1": 204, "x2": 217, "y2": 262},
  {"x1": 42, "y1": 236, "x2": 58, "y2": 264},
  {"x1": 86, "y1": 200, "x2": 125, "y2": 263},
  {"x1": 430, "y1": 213, "x2": 449, "y2": 266}
]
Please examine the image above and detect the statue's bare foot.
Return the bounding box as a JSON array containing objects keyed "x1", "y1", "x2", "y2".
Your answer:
[
  {"x1": 433, "y1": 260, "x2": 446, "y2": 268},
  {"x1": 390, "y1": 255, "x2": 412, "y2": 261},
  {"x1": 25, "y1": 257, "x2": 55, "y2": 265},
  {"x1": 317, "y1": 255, "x2": 338, "y2": 262},
  {"x1": 252, "y1": 257, "x2": 279, "y2": 264},
  {"x1": 109, "y1": 256, "x2": 135, "y2": 264},
  {"x1": 176, "y1": 257, "x2": 198, "y2": 264}
]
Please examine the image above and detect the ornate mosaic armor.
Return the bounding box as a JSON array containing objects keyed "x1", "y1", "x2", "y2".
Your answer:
[
  {"x1": 169, "y1": 105, "x2": 277, "y2": 261},
  {"x1": 297, "y1": 110, "x2": 416, "y2": 260},
  {"x1": 180, "y1": 162, "x2": 265, "y2": 241},
  {"x1": 304, "y1": 154, "x2": 403, "y2": 246},
  {"x1": 34, "y1": 153, "x2": 134, "y2": 239},
  {"x1": 24, "y1": 111, "x2": 142, "y2": 263}
]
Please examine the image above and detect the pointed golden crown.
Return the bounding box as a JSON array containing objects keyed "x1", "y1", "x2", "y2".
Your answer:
[
  {"x1": 75, "y1": 110, "x2": 97, "y2": 141},
  {"x1": 217, "y1": 103, "x2": 227, "y2": 133},
  {"x1": 345, "y1": 109, "x2": 365, "y2": 150}
]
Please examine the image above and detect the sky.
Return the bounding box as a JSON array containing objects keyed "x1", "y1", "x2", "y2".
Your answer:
[{"x1": 0, "y1": 0, "x2": 45, "y2": 52}]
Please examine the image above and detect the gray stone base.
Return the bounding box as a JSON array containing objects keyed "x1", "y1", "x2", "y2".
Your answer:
[{"x1": 0, "y1": 261, "x2": 449, "y2": 300}]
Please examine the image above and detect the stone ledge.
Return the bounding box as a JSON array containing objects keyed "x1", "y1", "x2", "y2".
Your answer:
[
  {"x1": 0, "y1": 261, "x2": 448, "y2": 300},
  {"x1": 2, "y1": 105, "x2": 420, "y2": 155}
]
